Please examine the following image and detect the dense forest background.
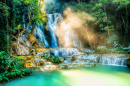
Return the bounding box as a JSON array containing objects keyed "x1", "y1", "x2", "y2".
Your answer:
[
  {"x1": 0, "y1": 0, "x2": 130, "y2": 83},
  {"x1": 0, "y1": 0, "x2": 130, "y2": 52}
]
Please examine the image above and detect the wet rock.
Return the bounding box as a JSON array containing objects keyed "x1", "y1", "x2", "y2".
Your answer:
[
  {"x1": 24, "y1": 63, "x2": 33, "y2": 68},
  {"x1": 62, "y1": 65, "x2": 68, "y2": 68},
  {"x1": 71, "y1": 56, "x2": 77, "y2": 61},
  {"x1": 63, "y1": 57, "x2": 66, "y2": 60},
  {"x1": 59, "y1": 57, "x2": 64, "y2": 62},
  {"x1": 127, "y1": 57, "x2": 130, "y2": 67},
  {"x1": 32, "y1": 52, "x2": 36, "y2": 55},
  {"x1": 78, "y1": 63, "x2": 82, "y2": 66},
  {"x1": 11, "y1": 40, "x2": 32, "y2": 55},
  {"x1": 46, "y1": 62, "x2": 52, "y2": 65},
  {"x1": 23, "y1": 57, "x2": 34, "y2": 63},
  {"x1": 91, "y1": 64, "x2": 96, "y2": 66},
  {"x1": 39, "y1": 54, "x2": 41, "y2": 58},
  {"x1": 34, "y1": 60, "x2": 45, "y2": 66},
  {"x1": 36, "y1": 48, "x2": 47, "y2": 53},
  {"x1": 44, "y1": 65, "x2": 59, "y2": 70}
]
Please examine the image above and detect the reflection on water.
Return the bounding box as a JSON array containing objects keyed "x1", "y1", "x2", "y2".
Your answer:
[{"x1": 3, "y1": 65, "x2": 130, "y2": 86}]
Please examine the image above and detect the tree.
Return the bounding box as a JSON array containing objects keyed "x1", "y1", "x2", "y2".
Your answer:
[{"x1": 0, "y1": 0, "x2": 46, "y2": 53}]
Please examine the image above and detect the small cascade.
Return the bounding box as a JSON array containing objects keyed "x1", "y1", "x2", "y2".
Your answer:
[
  {"x1": 34, "y1": 24, "x2": 49, "y2": 47},
  {"x1": 99, "y1": 56, "x2": 127, "y2": 66},
  {"x1": 22, "y1": 24, "x2": 49, "y2": 47},
  {"x1": 47, "y1": 48, "x2": 82, "y2": 57},
  {"x1": 43, "y1": 48, "x2": 127, "y2": 66},
  {"x1": 47, "y1": 13, "x2": 63, "y2": 48}
]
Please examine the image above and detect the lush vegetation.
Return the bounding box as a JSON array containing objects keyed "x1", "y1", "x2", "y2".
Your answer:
[
  {"x1": 0, "y1": 0, "x2": 130, "y2": 83},
  {"x1": 0, "y1": 51, "x2": 33, "y2": 83},
  {"x1": 75, "y1": 0, "x2": 130, "y2": 47},
  {"x1": 43, "y1": 54, "x2": 61, "y2": 64},
  {"x1": 58, "y1": 0, "x2": 130, "y2": 52},
  {"x1": 0, "y1": 0, "x2": 46, "y2": 53}
]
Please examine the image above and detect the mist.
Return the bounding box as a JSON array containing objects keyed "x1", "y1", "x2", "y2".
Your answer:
[{"x1": 55, "y1": 7, "x2": 98, "y2": 48}]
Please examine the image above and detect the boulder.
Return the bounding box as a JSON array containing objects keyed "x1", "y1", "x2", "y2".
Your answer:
[
  {"x1": 46, "y1": 62, "x2": 52, "y2": 65},
  {"x1": 24, "y1": 63, "x2": 33, "y2": 68},
  {"x1": 127, "y1": 57, "x2": 130, "y2": 67},
  {"x1": 44, "y1": 65, "x2": 59, "y2": 70},
  {"x1": 71, "y1": 56, "x2": 77, "y2": 61},
  {"x1": 63, "y1": 57, "x2": 66, "y2": 60},
  {"x1": 59, "y1": 57, "x2": 64, "y2": 62},
  {"x1": 34, "y1": 60, "x2": 45, "y2": 66},
  {"x1": 62, "y1": 65, "x2": 68, "y2": 68}
]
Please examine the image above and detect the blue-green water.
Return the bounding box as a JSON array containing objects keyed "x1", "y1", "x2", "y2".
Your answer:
[{"x1": 3, "y1": 65, "x2": 130, "y2": 86}]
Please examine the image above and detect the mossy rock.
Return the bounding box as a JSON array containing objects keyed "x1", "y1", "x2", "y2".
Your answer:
[
  {"x1": 59, "y1": 57, "x2": 64, "y2": 62},
  {"x1": 34, "y1": 60, "x2": 45, "y2": 66},
  {"x1": 24, "y1": 63, "x2": 33, "y2": 68},
  {"x1": 71, "y1": 56, "x2": 77, "y2": 61},
  {"x1": 29, "y1": 33, "x2": 36, "y2": 45},
  {"x1": 62, "y1": 65, "x2": 68, "y2": 68}
]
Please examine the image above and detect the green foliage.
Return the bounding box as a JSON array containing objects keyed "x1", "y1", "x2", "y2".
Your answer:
[
  {"x1": 107, "y1": 35, "x2": 119, "y2": 43},
  {"x1": 0, "y1": 51, "x2": 33, "y2": 83},
  {"x1": 43, "y1": 54, "x2": 61, "y2": 63},
  {"x1": 96, "y1": 46, "x2": 109, "y2": 53},
  {"x1": 0, "y1": 0, "x2": 46, "y2": 52},
  {"x1": 72, "y1": 0, "x2": 130, "y2": 47}
]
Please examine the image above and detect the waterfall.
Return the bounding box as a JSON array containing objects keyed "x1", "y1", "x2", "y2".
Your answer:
[
  {"x1": 34, "y1": 24, "x2": 49, "y2": 47},
  {"x1": 99, "y1": 56, "x2": 127, "y2": 66},
  {"x1": 47, "y1": 13, "x2": 63, "y2": 48},
  {"x1": 47, "y1": 48, "x2": 82, "y2": 57},
  {"x1": 54, "y1": 14, "x2": 83, "y2": 48}
]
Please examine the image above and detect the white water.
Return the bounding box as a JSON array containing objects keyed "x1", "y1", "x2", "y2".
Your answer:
[
  {"x1": 34, "y1": 24, "x2": 49, "y2": 47},
  {"x1": 99, "y1": 56, "x2": 127, "y2": 66},
  {"x1": 47, "y1": 48, "x2": 82, "y2": 57},
  {"x1": 47, "y1": 13, "x2": 63, "y2": 48},
  {"x1": 43, "y1": 48, "x2": 127, "y2": 66},
  {"x1": 22, "y1": 13, "x2": 128, "y2": 67}
]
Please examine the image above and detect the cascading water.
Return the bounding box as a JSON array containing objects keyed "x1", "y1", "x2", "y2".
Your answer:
[
  {"x1": 55, "y1": 15, "x2": 83, "y2": 48},
  {"x1": 47, "y1": 13, "x2": 63, "y2": 48},
  {"x1": 99, "y1": 56, "x2": 127, "y2": 66},
  {"x1": 22, "y1": 13, "x2": 128, "y2": 67},
  {"x1": 47, "y1": 48, "x2": 82, "y2": 57},
  {"x1": 34, "y1": 24, "x2": 49, "y2": 47}
]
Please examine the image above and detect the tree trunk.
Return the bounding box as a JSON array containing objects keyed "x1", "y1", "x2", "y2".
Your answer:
[{"x1": 6, "y1": 16, "x2": 9, "y2": 53}]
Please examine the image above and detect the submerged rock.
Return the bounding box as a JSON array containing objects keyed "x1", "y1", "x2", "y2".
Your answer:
[{"x1": 62, "y1": 65, "x2": 68, "y2": 68}]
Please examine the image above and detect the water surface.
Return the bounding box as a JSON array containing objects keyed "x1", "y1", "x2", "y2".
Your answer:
[{"x1": 4, "y1": 65, "x2": 130, "y2": 86}]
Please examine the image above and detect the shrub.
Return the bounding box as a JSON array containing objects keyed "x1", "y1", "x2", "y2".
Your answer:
[
  {"x1": 43, "y1": 54, "x2": 61, "y2": 63},
  {"x1": 0, "y1": 51, "x2": 33, "y2": 83}
]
